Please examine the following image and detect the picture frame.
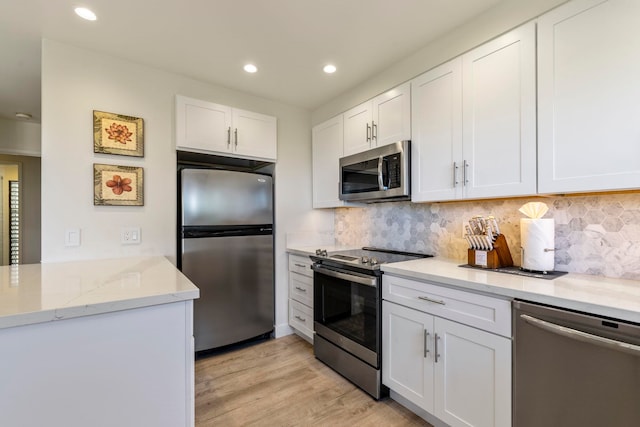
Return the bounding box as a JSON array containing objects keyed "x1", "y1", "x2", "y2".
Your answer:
[
  {"x1": 93, "y1": 110, "x2": 144, "y2": 157},
  {"x1": 94, "y1": 163, "x2": 144, "y2": 206}
]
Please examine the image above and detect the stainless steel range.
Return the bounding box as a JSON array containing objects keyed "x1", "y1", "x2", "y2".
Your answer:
[{"x1": 310, "y1": 247, "x2": 432, "y2": 399}]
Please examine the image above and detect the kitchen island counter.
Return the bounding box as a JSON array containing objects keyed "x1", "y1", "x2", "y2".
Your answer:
[
  {"x1": 382, "y1": 257, "x2": 640, "y2": 324},
  {"x1": 0, "y1": 256, "x2": 199, "y2": 427},
  {"x1": 0, "y1": 256, "x2": 199, "y2": 329}
]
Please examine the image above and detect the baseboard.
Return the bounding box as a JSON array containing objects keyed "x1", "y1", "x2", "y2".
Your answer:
[
  {"x1": 389, "y1": 390, "x2": 449, "y2": 427},
  {"x1": 274, "y1": 322, "x2": 294, "y2": 338}
]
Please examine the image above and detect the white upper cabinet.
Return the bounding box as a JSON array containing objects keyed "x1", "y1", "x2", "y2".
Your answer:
[
  {"x1": 231, "y1": 108, "x2": 278, "y2": 160},
  {"x1": 411, "y1": 22, "x2": 536, "y2": 202},
  {"x1": 176, "y1": 95, "x2": 277, "y2": 161},
  {"x1": 411, "y1": 58, "x2": 463, "y2": 202},
  {"x1": 462, "y1": 22, "x2": 537, "y2": 199},
  {"x1": 538, "y1": 0, "x2": 640, "y2": 193},
  {"x1": 372, "y1": 82, "x2": 411, "y2": 147},
  {"x1": 312, "y1": 115, "x2": 346, "y2": 208},
  {"x1": 343, "y1": 83, "x2": 411, "y2": 156}
]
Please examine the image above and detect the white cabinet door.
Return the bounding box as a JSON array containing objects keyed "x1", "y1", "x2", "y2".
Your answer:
[
  {"x1": 411, "y1": 58, "x2": 463, "y2": 202},
  {"x1": 343, "y1": 101, "x2": 373, "y2": 156},
  {"x1": 462, "y1": 21, "x2": 537, "y2": 199},
  {"x1": 382, "y1": 301, "x2": 435, "y2": 413},
  {"x1": 232, "y1": 108, "x2": 277, "y2": 160},
  {"x1": 538, "y1": 0, "x2": 640, "y2": 193},
  {"x1": 176, "y1": 95, "x2": 232, "y2": 154},
  {"x1": 373, "y1": 82, "x2": 411, "y2": 147},
  {"x1": 312, "y1": 115, "x2": 346, "y2": 208},
  {"x1": 434, "y1": 317, "x2": 512, "y2": 427}
]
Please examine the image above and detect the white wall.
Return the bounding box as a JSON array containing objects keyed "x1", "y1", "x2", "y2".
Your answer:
[
  {"x1": 0, "y1": 118, "x2": 41, "y2": 156},
  {"x1": 41, "y1": 39, "x2": 333, "y2": 337},
  {"x1": 312, "y1": 0, "x2": 568, "y2": 124}
]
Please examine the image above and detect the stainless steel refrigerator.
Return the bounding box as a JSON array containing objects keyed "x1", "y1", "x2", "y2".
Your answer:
[{"x1": 179, "y1": 167, "x2": 274, "y2": 352}]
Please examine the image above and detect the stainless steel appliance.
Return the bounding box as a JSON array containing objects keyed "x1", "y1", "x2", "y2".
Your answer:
[
  {"x1": 513, "y1": 300, "x2": 640, "y2": 426},
  {"x1": 178, "y1": 166, "x2": 274, "y2": 352},
  {"x1": 311, "y1": 247, "x2": 432, "y2": 399},
  {"x1": 339, "y1": 141, "x2": 410, "y2": 203}
]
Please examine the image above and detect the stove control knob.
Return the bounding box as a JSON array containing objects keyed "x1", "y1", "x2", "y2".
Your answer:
[
  {"x1": 370, "y1": 257, "x2": 379, "y2": 266},
  {"x1": 315, "y1": 249, "x2": 328, "y2": 257},
  {"x1": 361, "y1": 256, "x2": 370, "y2": 264}
]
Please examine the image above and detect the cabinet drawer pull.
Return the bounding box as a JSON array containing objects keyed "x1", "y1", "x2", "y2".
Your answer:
[
  {"x1": 434, "y1": 333, "x2": 440, "y2": 363},
  {"x1": 294, "y1": 263, "x2": 306, "y2": 268},
  {"x1": 418, "y1": 296, "x2": 446, "y2": 305},
  {"x1": 423, "y1": 329, "x2": 430, "y2": 358},
  {"x1": 227, "y1": 127, "x2": 231, "y2": 147},
  {"x1": 366, "y1": 123, "x2": 371, "y2": 142},
  {"x1": 372, "y1": 121, "x2": 377, "y2": 141},
  {"x1": 295, "y1": 315, "x2": 306, "y2": 322},
  {"x1": 295, "y1": 286, "x2": 307, "y2": 293},
  {"x1": 463, "y1": 160, "x2": 469, "y2": 185},
  {"x1": 234, "y1": 128, "x2": 238, "y2": 147}
]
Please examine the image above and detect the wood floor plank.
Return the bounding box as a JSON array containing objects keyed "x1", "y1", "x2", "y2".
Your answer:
[{"x1": 195, "y1": 334, "x2": 431, "y2": 427}]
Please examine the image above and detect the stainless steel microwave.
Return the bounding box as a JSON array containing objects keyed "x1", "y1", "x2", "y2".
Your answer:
[{"x1": 339, "y1": 140, "x2": 410, "y2": 202}]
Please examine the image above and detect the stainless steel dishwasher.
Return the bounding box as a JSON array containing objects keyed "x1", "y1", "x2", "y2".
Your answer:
[{"x1": 513, "y1": 300, "x2": 640, "y2": 427}]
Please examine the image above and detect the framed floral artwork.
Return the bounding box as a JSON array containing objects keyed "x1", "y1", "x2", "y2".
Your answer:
[
  {"x1": 93, "y1": 110, "x2": 144, "y2": 157},
  {"x1": 94, "y1": 164, "x2": 144, "y2": 206}
]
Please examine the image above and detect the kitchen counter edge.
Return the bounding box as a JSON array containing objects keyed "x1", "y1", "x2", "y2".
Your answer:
[
  {"x1": 381, "y1": 257, "x2": 640, "y2": 324},
  {"x1": 0, "y1": 256, "x2": 200, "y2": 330}
]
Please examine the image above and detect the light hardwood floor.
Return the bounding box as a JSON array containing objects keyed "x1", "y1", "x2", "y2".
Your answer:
[{"x1": 195, "y1": 334, "x2": 431, "y2": 427}]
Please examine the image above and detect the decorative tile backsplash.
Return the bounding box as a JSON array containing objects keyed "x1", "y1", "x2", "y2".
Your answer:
[{"x1": 335, "y1": 193, "x2": 640, "y2": 280}]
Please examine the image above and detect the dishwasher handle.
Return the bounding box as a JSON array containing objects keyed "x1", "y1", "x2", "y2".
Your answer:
[{"x1": 520, "y1": 314, "x2": 640, "y2": 357}]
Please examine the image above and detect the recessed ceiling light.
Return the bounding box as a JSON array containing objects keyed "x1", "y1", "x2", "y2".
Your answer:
[
  {"x1": 74, "y1": 7, "x2": 97, "y2": 21},
  {"x1": 15, "y1": 113, "x2": 32, "y2": 120},
  {"x1": 244, "y1": 64, "x2": 258, "y2": 73},
  {"x1": 323, "y1": 64, "x2": 337, "y2": 74}
]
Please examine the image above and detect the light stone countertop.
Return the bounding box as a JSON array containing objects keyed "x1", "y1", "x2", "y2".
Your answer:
[
  {"x1": 381, "y1": 257, "x2": 640, "y2": 324},
  {"x1": 291, "y1": 245, "x2": 640, "y2": 322},
  {"x1": 0, "y1": 256, "x2": 200, "y2": 330}
]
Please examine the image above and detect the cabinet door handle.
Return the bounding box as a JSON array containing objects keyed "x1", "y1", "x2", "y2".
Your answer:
[
  {"x1": 418, "y1": 296, "x2": 446, "y2": 305},
  {"x1": 424, "y1": 329, "x2": 430, "y2": 358},
  {"x1": 372, "y1": 121, "x2": 377, "y2": 141},
  {"x1": 295, "y1": 315, "x2": 306, "y2": 322},
  {"x1": 294, "y1": 263, "x2": 306, "y2": 268},
  {"x1": 234, "y1": 128, "x2": 238, "y2": 147},
  {"x1": 434, "y1": 333, "x2": 440, "y2": 363},
  {"x1": 366, "y1": 123, "x2": 371, "y2": 142},
  {"x1": 463, "y1": 160, "x2": 469, "y2": 186},
  {"x1": 227, "y1": 127, "x2": 231, "y2": 147},
  {"x1": 295, "y1": 286, "x2": 307, "y2": 292},
  {"x1": 453, "y1": 161, "x2": 459, "y2": 187}
]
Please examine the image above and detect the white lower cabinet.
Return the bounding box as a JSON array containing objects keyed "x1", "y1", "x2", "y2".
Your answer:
[
  {"x1": 288, "y1": 254, "x2": 314, "y2": 341},
  {"x1": 383, "y1": 275, "x2": 512, "y2": 427}
]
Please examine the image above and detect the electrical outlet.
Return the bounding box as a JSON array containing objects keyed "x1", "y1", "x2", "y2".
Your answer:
[
  {"x1": 121, "y1": 227, "x2": 141, "y2": 245},
  {"x1": 65, "y1": 228, "x2": 81, "y2": 247}
]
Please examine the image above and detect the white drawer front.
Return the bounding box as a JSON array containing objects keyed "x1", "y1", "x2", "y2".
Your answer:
[
  {"x1": 382, "y1": 275, "x2": 511, "y2": 337},
  {"x1": 289, "y1": 272, "x2": 313, "y2": 307},
  {"x1": 289, "y1": 254, "x2": 313, "y2": 277},
  {"x1": 289, "y1": 299, "x2": 313, "y2": 339}
]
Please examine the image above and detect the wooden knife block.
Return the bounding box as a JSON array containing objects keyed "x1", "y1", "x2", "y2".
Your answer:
[{"x1": 467, "y1": 234, "x2": 513, "y2": 269}]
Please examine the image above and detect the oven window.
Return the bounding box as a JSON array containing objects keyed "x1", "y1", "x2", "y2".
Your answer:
[{"x1": 315, "y1": 273, "x2": 378, "y2": 352}]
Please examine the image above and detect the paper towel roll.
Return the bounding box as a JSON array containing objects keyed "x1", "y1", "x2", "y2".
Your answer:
[{"x1": 520, "y1": 218, "x2": 555, "y2": 272}]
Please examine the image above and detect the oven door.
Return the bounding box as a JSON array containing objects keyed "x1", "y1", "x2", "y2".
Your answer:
[{"x1": 312, "y1": 264, "x2": 380, "y2": 368}]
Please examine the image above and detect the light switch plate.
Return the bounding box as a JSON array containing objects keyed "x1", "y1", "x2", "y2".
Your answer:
[
  {"x1": 65, "y1": 228, "x2": 81, "y2": 247},
  {"x1": 121, "y1": 227, "x2": 141, "y2": 245}
]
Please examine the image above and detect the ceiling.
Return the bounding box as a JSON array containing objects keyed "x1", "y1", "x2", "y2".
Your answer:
[{"x1": 0, "y1": 0, "x2": 504, "y2": 123}]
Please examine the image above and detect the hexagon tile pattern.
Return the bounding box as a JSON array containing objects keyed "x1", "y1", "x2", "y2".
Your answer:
[{"x1": 335, "y1": 193, "x2": 640, "y2": 280}]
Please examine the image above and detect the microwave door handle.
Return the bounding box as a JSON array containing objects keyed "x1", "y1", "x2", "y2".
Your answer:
[{"x1": 377, "y1": 156, "x2": 385, "y2": 190}]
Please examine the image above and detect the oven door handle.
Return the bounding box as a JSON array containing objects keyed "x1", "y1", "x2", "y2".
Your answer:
[
  {"x1": 311, "y1": 264, "x2": 377, "y2": 287},
  {"x1": 520, "y1": 314, "x2": 640, "y2": 357}
]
